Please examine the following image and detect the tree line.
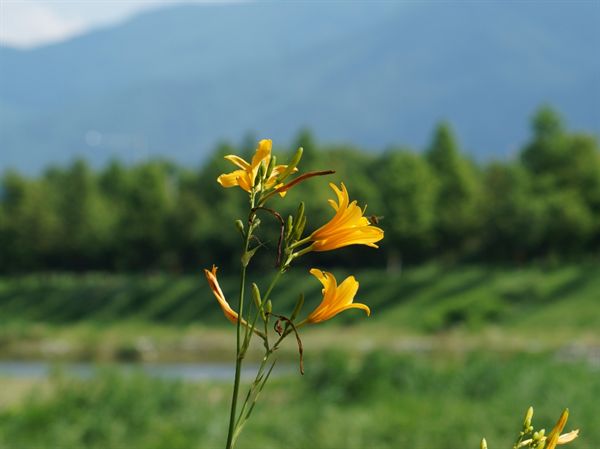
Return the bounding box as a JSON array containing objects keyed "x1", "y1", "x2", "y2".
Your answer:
[{"x1": 1, "y1": 106, "x2": 599, "y2": 274}]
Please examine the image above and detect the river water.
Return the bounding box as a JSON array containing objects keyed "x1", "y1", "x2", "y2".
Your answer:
[{"x1": 0, "y1": 360, "x2": 280, "y2": 381}]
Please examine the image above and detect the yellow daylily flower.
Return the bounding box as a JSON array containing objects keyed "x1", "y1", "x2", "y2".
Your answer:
[
  {"x1": 204, "y1": 265, "x2": 242, "y2": 324},
  {"x1": 519, "y1": 409, "x2": 579, "y2": 449},
  {"x1": 217, "y1": 139, "x2": 293, "y2": 193},
  {"x1": 305, "y1": 268, "x2": 370, "y2": 323},
  {"x1": 310, "y1": 182, "x2": 384, "y2": 251},
  {"x1": 545, "y1": 409, "x2": 579, "y2": 449}
]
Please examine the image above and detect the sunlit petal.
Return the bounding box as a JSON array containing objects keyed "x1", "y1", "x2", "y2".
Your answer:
[
  {"x1": 310, "y1": 182, "x2": 383, "y2": 252},
  {"x1": 306, "y1": 269, "x2": 369, "y2": 323}
]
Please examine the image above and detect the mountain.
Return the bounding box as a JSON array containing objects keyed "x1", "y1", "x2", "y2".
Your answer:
[{"x1": 0, "y1": 1, "x2": 598, "y2": 172}]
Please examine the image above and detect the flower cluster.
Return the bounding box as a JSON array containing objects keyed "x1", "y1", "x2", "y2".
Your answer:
[
  {"x1": 207, "y1": 138, "x2": 383, "y2": 329},
  {"x1": 481, "y1": 406, "x2": 579, "y2": 449},
  {"x1": 205, "y1": 138, "x2": 384, "y2": 448}
]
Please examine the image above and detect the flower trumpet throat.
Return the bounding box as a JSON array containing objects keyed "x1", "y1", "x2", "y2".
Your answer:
[
  {"x1": 304, "y1": 268, "x2": 370, "y2": 323},
  {"x1": 217, "y1": 139, "x2": 294, "y2": 194},
  {"x1": 309, "y1": 182, "x2": 384, "y2": 252}
]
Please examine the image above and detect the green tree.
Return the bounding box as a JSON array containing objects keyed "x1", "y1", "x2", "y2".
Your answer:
[
  {"x1": 0, "y1": 171, "x2": 60, "y2": 271},
  {"x1": 116, "y1": 161, "x2": 176, "y2": 270},
  {"x1": 426, "y1": 122, "x2": 483, "y2": 256},
  {"x1": 482, "y1": 163, "x2": 546, "y2": 261},
  {"x1": 376, "y1": 149, "x2": 437, "y2": 268},
  {"x1": 521, "y1": 106, "x2": 600, "y2": 254},
  {"x1": 47, "y1": 160, "x2": 115, "y2": 270}
]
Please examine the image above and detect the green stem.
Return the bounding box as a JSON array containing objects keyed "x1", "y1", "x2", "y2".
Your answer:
[
  {"x1": 226, "y1": 199, "x2": 255, "y2": 449},
  {"x1": 225, "y1": 260, "x2": 248, "y2": 449},
  {"x1": 289, "y1": 235, "x2": 312, "y2": 249},
  {"x1": 263, "y1": 269, "x2": 284, "y2": 303}
]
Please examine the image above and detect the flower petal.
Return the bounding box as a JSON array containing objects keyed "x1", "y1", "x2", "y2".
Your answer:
[
  {"x1": 310, "y1": 183, "x2": 383, "y2": 252},
  {"x1": 557, "y1": 430, "x2": 579, "y2": 445},
  {"x1": 217, "y1": 170, "x2": 246, "y2": 188},
  {"x1": 224, "y1": 155, "x2": 251, "y2": 170},
  {"x1": 251, "y1": 139, "x2": 272, "y2": 168},
  {"x1": 306, "y1": 269, "x2": 370, "y2": 323},
  {"x1": 204, "y1": 265, "x2": 239, "y2": 324}
]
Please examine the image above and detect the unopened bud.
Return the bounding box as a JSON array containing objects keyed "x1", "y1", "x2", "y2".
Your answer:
[
  {"x1": 265, "y1": 155, "x2": 276, "y2": 179},
  {"x1": 296, "y1": 201, "x2": 305, "y2": 223},
  {"x1": 265, "y1": 300, "x2": 273, "y2": 314},
  {"x1": 285, "y1": 215, "x2": 294, "y2": 240},
  {"x1": 250, "y1": 217, "x2": 261, "y2": 231},
  {"x1": 277, "y1": 147, "x2": 303, "y2": 182},
  {"x1": 251, "y1": 283, "x2": 265, "y2": 320},
  {"x1": 524, "y1": 406, "x2": 534, "y2": 430},
  {"x1": 254, "y1": 164, "x2": 265, "y2": 187},
  {"x1": 480, "y1": 438, "x2": 487, "y2": 449},
  {"x1": 294, "y1": 215, "x2": 306, "y2": 241},
  {"x1": 235, "y1": 219, "x2": 245, "y2": 236}
]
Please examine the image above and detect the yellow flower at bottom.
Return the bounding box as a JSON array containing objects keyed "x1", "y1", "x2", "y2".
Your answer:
[
  {"x1": 305, "y1": 268, "x2": 370, "y2": 323},
  {"x1": 310, "y1": 183, "x2": 383, "y2": 252},
  {"x1": 545, "y1": 409, "x2": 579, "y2": 449},
  {"x1": 204, "y1": 265, "x2": 243, "y2": 324},
  {"x1": 519, "y1": 408, "x2": 579, "y2": 449}
]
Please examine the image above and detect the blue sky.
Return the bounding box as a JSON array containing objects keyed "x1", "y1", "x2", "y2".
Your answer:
[{"x1": 0, "y1": 0, "x2": 239, "y2": 48}]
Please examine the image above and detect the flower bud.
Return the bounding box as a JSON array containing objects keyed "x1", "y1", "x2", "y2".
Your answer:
[
  {"x1": 254, "y1": 164, "x2": 265, "y2": 187},
  {"x1": 524, "y1": 406, "x2": 534, "y2": 430},
  {"x1": 291, "y1": 202, "x2": 305, "y2": 240},
  {"x1": 235, "y1": 219, "x2": 245, "y2": 236},
  {"x1": 294, "y1": 215, "x2": 307, "y2": 241},
  {"x1": 480, "y1": 438, "x2": 487, "y2": 449},
  {"x1": 265, "y1": 300, "x2": 273, "y2": 314},
  {"x1": 251, "y1": 283, "x2": 265, "y2": 320},
  {"x1": 285, "y1": 215, "x2": 294, "y2": 240},
  {"x1": 265, "y1": 155, "x2": 276, "y2": 179},
  {"x1": 277, "y1": 146, "x2": 303, "y2": 182}
]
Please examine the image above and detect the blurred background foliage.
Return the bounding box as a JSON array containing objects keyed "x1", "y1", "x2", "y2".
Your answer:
[
  {"x1": 1, "y1": 105, "x2": 598, "y2": 274},
  {"x1": 1, "y1": 350, "x2": 598, "y2": 449}
]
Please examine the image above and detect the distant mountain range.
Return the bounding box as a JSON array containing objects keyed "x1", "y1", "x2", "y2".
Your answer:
[{"x1": 0, "y1": 1, "x2": 598, "y2": 172}]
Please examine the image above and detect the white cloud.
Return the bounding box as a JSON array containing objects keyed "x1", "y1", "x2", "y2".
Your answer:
[
  {"x1": 0, "y1": 0, "x2": 87, "y2": 48},
  {"x1": 0, "y1": 0, "x2": 246, "y2": 48}
]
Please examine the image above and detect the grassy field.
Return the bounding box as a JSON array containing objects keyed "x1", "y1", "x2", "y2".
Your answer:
[
  {"x1": 0, "y1": 350, "x2": 598, "y2": 449},
  {"x1": 2, "y1": 263, "x2": 599, "y2": 329},
  {"x1": 0, "y1": 263, "x2": 598, "y2": 448}
]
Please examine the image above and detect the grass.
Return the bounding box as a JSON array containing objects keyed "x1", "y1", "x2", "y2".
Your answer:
[
  {"x1": 1, "y1": 262, "x2": 598, "y2": 331},
  {"x1": 0, "y1": 349, "x2": 597, "y2": 449},
  {"x1": 0, "y1": 263, "x2": 597, "y2": 447},
  {"x1": 0, "y1": 262, "x2": 599, "y2": 361}
]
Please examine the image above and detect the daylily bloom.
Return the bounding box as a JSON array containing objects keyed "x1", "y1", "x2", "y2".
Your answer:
[
  {"x1": 305, "y1": 268, "x2": 370, "y2": 323},
  {"x1": 217, "y1": 139, "x2": 293, "y2": 193},
  {"x1": 545, "y1": 409, "x2": 579, "y2": 449},
  {"x1": 310, "y1": 182, "x2": 384, "y2": 251},
  {"x1": 204, "y1": 265, "x2": 242, "y2": 324},
  {"x1": 518, "y1": 409, "x2": 579, "y2": 449}
]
